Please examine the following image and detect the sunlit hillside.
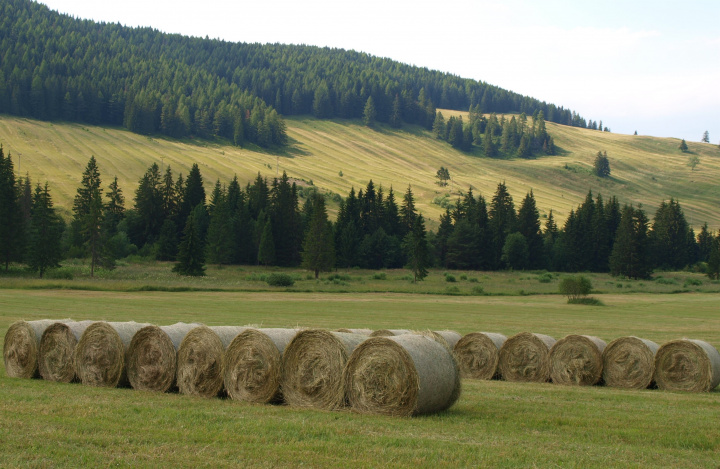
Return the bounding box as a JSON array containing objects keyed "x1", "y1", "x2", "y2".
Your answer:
[{"x1": 1, "y1": 113, "x2": 719, "y2": 230}]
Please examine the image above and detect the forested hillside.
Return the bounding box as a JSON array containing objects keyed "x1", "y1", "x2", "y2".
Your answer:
[{"x1": 0, "y1": 0, "x2": 590, "y2": 146}]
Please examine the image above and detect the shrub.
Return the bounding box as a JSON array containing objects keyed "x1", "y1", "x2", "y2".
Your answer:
[
  {"x1": 568, "y1": 297, "x2": 605, "y2": 306},
  {"x1": 471, "y1": 285, "x2": 484, "y2": 295},
  {"x1": 559, "y1": 276, "x2": 592, "y2": 301},
  {"x1": 684, "y1": 278, "x2": 702, "y2": 287},
  {"x1": 537, "y1": 272, "x2": 554, "y2": 283},
  {"x1": 445, "y1": 286, "x2": 460, "y2": 294},
  {"x1": 266, "y1": 273, "x2": 295, "y2": 287},
  {"x1": 468, "y1": 277, "x2": 479, "y2": 283},
  {"x1": 445, "y1": 274, "x2": 457, "y2": 283},
  {"x1": 372, "y1": 272, "x2": 387, "y2": 280}
]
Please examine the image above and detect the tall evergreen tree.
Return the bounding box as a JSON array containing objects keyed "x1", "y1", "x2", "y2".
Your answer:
[
  {"x1": 270, "y1": 172, "x2": 302, "y2": 266},
  {"x1": 0, "y1": 146, "x2": 21, "y2": 269},
  {"x1": 489, "y1": 182, "x2": 516, "y2": 269},
  {"x1": 104, "y1": 176, "x2": 125, "y2": 235},
  {"x1": 517, "y1": 191, "x2": 544, "y2": 269},
  {"x1": 173, "y1": 211, "x2": 205, "y2": 276},
  {"x1": 27, "y1": 182, "x2": 64, "y2": 278},
  {"x1": 257, "y1": 218, "x2": 276, "y2": 266},
  {"x1": 301, "y1": 195, "x2": 335, "y2": 278},
  {"x1": 363, "y1": 96, "x2": 377, "y2": 127},
  {"x1": 403, "y1": 213, "x2": 429, "y2": 283},
  {"x1": 178, "y1": 163, "x2": 205, "y2": 231},
  {"x1": 650, "y1": 199, "x2": 693, "y2": 270},
  {"x1": 133, "y1": 163, "x2": 163, "y2": 247},
  {"x1": 697, "y1": 223, "x2": 714, "y2": 263},
  {"x1": 205, "y1": 183, "x2": 233, "y2": 265},
  {"x1": 609, "y1": 205, "x2": 652, "y2": 279},
  {"x1": 72, "y1": 156, "x2": 105, "y2": 275}
]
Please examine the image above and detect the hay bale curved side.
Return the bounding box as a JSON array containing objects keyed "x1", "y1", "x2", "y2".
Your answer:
[
  {"x1": 602, "y1": 336, "x2": 659, "y2": 389},
  {"x1": 549, "y1": 335, "x2": 606, "y2": 386},
  {"x1": 281, "y1": 330, "x2": 366, "y2": 410},
  {"x1": 4, "y1": 319, "x2": 71, "y2": 378},
  {"x1": 223, "y1": 328, "x2": 299, "y2": 403},
  {"x1": 335, "y1": 328, "x2": 373, "y2": 335},
  {"x1": 38, "y1": 320, "x2": 96, "y2": 382},
  {"x1": 434, "y1": 330, "x2": 462, "y2": 350},
  {"x1": 344, "y1": 334, "x2": 461, "y2": 417},
  {"x1": 74, "y1": 321, "x2": 150, "y2": 387},
  {"x1": 654, "y1": 339, "x2": 720, "y2": 392},
  {"x1": 454, "y1": 332, "x2": 507, "y2": 380},
  {"x1": 127, "y1": 322, "x2": 201, "y2": 392},
  {"x1": 370, "y1": 329, "x2": 411, "y2": 337},
  {"x1": 177, "y1": 326, "x2": 250, "y2": 397},
  {"x1": 498, "y1": 332, "x2": 556, "y2": 383}
]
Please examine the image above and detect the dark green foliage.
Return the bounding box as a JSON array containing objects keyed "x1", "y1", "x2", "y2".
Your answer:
[
  {"x1": 402, "y1": 214, "x2": 429, "y2": 283},
  {"x1": 0, "y1": 146, "x2": 22, "y2": 269},
  {"x1": 679, "y1": 139, "x2": 689, "y2": 152},
  {"x1": 71, "y1": 156, "x2": 106, "y2": 276},
  {"x1": 701, "y1": 131, "x2": 709, "y2": 143},
  {"x1": 27, "y1": 182, "x2": 64, "y2": 277},
  {"x1": 609, "y1": 205, "x2": 652, "y2": 279},
  {"x1": 489, "y1": 182, "x2": 516, "y2": 269},
  {"x1": 650, "y1": 199, "x2": 695, "y2": 270},
  {"x1": 517, "y1": 191, "x2": 543, "y2": 269},
  {"x1": 697, "y1": 223, "x2": 714, "y2": 263},
  {"x1": 205, "y1": 182, "x2": 234, "y2": 265},
  {"x1": 271, "y1": 173, "x2": 302, "y2": 266},
  {"x1": 707, "y1": 235, "x2": 720, "y2": 280},
  {"x1": 133, "y1": 163, "x2": 164, "y2": 247},
  {"x1": 594, "y1": 151, "x2": 611, "y2": 178},
  {"x1": 257, "y1": 219, "x2": 276, "y2": 266},
  {"x1": 362, "y1": 97, "x2": 376, "y2": 127},
  {"x1": 559, "y1": 276, "x2": 592, "y2": 301},
  {"x1": 436, "y1": 167, "x2": 450, "y2": 187},
  {"x1": 301, "y1": 195, "x2": 335, "y2": 278},
  {"x1": 173, "y1": 211, "x2": 205, "y2": 276},
  {"x1": 266, "y1": 273, "x2": 295, "y2": 287},
  {"x1": 501, "y1": 232, "x2": 529, "y2": 270}
]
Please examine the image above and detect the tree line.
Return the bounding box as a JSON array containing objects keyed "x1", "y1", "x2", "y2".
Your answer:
[
  {"x1": 2, "y1": 151, "x2": 719, "y2": 280},
  {"x1": 1, "y1": 0, "x2": 594, "y2": 146}
]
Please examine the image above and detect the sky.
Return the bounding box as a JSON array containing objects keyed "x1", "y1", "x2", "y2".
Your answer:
[{"x1": 39, "y1": 0, "x2": 720, "y2": 142}]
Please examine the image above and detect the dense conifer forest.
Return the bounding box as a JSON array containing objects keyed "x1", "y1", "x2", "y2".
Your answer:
[{"x1": 0, "y1": 0, "x2": 593, "y2": 148}]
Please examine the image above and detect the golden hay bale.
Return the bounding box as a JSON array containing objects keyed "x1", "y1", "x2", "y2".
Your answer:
[
  {"x1": 344, "y1": 334, "x2": 461, "y2": 417},
  {"x1": 4, "y1": 319, "x2": 69, "y2": 378},
  {"x1": 176, "y1": 326, "x2": 250, "y2": 397},
  {"x1": 498, "y1": 332, "x2": 556, "y2": 383},
  {"x1": 433, "y1": 330, "x2": 462, "y2": 350},
  {"x1": 74, "y1": 321, "x2": 150, "y2": 387},
  {"x1": 223, "y1": 328, "x2": 299, "y2": 403},
  {"x1": 38, "y1": 320, "x2": 96, "y2": 382},
  {"x1": 335, "y1": 328, "x2": 374, "y2": 335},
  {"x1": 281, "y1": 330, "x2": 366, "y2": 410},
  {"x1": 602, "y1": 336, "x2": 659, "y2": 389},
  {"x1": 549, "y1": 335, "x2": 606, "y2": 386},
  {"x1": 654, "y1": 339, "x2": 720, "y2": 392},
  {"x1": 127, "y1": 322, "x2": 201, "y2": 392},
  {"x1": 453, "y1": 332, "x2": 507, "y2": 380},
  {"x1": 370, "y1": 329, "x2": 411, "y2": 337}
]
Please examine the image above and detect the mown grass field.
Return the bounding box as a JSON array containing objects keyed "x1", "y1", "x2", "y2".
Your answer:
[
  {"x1": 1, "y1": 270, "x2": 719, "y2": 467},
  {"x1": 1, "y1": 113, "x2": 719, "y2": 230}
]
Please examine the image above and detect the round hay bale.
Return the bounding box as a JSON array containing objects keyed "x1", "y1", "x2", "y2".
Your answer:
[
  {"x1": 602, "y1": 336, "x2": 659, "y2": 389},
  {"x1": 654, "y1": 339, "x2": 720, "y2": 392},
  {"x1": 335, "y1": 328, "x2": 373, "y2": 335},
  {"x1": 281, "y1": 330, "x2": 366, "y2": 410},
  {"x1": 433, "y1": 330, "x2": 462, "y2": 350},
  {"x1": 224, "y1": 328, "x2": 299, "y2": 403},
  {"x1": 177, "y1": 326, "x2": 250, "y2": 397},
  {"x1": 38, "y1": 320, "x2": 96, "y2": 382},
  {"x1": 549, "y1": 335, "x2": 606, "y2": 386},
  {"x1": 370, "y1": 329, "x2": 411, "y2": 337},
  {"x1": 498, "y1": 332, "x2": 556, "y2": 383},
  {"x1": 75, "y1": 321, "x2": 150, "y2": 387},
  {"x1": 344, "y1": 334, "x2": 461, "y2": 417},
  {"x1": 127, "y1": 322, "x2": 201, "y2": 392},
  {"x1": 4, "y1": 319, "x2": 69, "y2": 378},
  {"x1": 453, "y1": 332, "x2": 507, "y2": 380}
]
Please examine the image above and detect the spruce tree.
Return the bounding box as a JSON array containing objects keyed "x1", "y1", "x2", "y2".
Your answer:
[
  {"x1": 403, "y1": 214, "x2": 429, "y2": 283},
  {"x1": 301, "y1": 195, "x2": 335, "y2": 279},
  {"x1": 27, "y1": 182, "x2": 64, "y2": 278},
  {"x1": 594, "y1": 151, "x2": 611, "y2": 177},
  {"x1": 105, "y1": 176, "x2": 125, "y2": 235},
  {"x1": 173, "y1": 211, "x2": 205, "y2": 276},
  {"x1": 0, "y1": 146, "x2": 21, "y2": 269},
  {"x1": 72, "y1": 156, "x2": 105, "y2": 276},
  {"x1": 707, "y1": 235, "x2": 720, "y2": 280},
  {"x1": 205, "y1": 183, "x2": 233, "y2": 265},
  {"x1": 257, "y1": 218, "x2": 276, "y2": 266},
  {"x1": 363, "y1": 96, "x2": 377, "y2": 127},
  {"x1": 517, "y1": 191, "x2": 544, "y2": 269},
  {"x1": 679, "y1": 139, "x2": 688, "y2": 152},
  {"x1": 432, "y1": 112, "x2": 446, "y2": 139},
  {"x1": 609, "y1": 205, "x2": 652, "y2": 279},
  {"x1": 697, "y1": 223, "x2": 713, "y2": 263},
  {"x1": 390, "y1": 95, "x2": 402, "y2": 128},
  {"x1": 489, "y1": 182, "x2": 516, "y2": 269}
]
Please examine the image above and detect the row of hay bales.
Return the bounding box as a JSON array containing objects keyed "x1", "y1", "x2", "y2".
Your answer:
[
  {"x1": 2, "y1": 320, "x2": 462, "y2": 417},
  {"x1": 454, "y1": 332, "x2": 720, "y2": 392}
]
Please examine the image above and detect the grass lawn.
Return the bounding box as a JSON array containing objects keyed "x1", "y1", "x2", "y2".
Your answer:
[{"x1": 1, "y1": 281, "x2": 719, "y2": 467}]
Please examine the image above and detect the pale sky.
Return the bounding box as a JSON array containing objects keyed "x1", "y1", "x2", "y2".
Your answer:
[{"x1": 39, "y1": 0, "x2": 720, "y2": 142}]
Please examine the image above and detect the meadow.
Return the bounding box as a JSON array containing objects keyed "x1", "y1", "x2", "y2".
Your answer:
[{"x1": 1, "y1": 267, "x2": 719, "y2": 467}]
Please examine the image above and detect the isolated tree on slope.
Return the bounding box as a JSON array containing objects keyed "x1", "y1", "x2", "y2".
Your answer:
[
  {"x1": 701, "y1": 131, "x2": 710, "y2": 143},
  {"x1": 594, "y1": 151, "x2": 611, "y2": 178}
]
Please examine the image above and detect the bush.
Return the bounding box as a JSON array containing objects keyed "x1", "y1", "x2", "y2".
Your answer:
[
  {"x1": 266, "y1": 273, "x2": 295, "y2": 287},
  {"x1": 44, "y1": 268, "x2": 74, "y2": 280},
  {"x1": 468, "y1": 277, "x2": 479, "y2": 283},
  {"x1": 568, "y1": 297, "x2": 604, "y2": 306},
  {"x1": 471, "y1": 285, "x2": 484, "y2": 295},
  {"x1": 372, "y1": 272, "x2": 387, "y2": 280},
  {"x1": 537, "y1": 272, "x2": 554, "y2": 283},
  {"x1": 684, "y1": 278, "x2": 702, "y2": 287},
  {"x1": 445, "y1": 274, "x2": 457, "y2": 283},
  {"x1": 445, "y1": 286, "x2": 460, "y2": 294},
  {"x1": 559, "y1": 276, "x2": 592, "y2": 301}
]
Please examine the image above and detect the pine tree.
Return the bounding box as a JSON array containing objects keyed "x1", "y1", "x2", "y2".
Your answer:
[
  {"x1": 679, "y1": 139, "x2": 688, "y2": 152},
  {"x1": 0, "y1": 146, "x2": 21, "y2": 270},
  {"x1": 697, "y1": 223, "x2": 714, "y2": 263},
  {"x1": 72, "y1": 156, "x2": 105, "y2": 276},
  {"x1": 609, "y1": 205, "x2": 652, "y2": 279},
  {"x1": 362, "y1": 96, "x2": 376, "y2": 127},
  {"x1": 594, "y1": 151, "x2": 611, "y2": 177},
  {"x1": 707, "y1": 235, "x2": 720, "y2": 280},
  {"x1": 517, "y1": 191, "x2": 544, "y2": 269},
  {"x1": 489, "y1": 182, "x2": 516, "y2": 269},
  {"x1": 133, "y1": 163, "x2": 163, "y2": 246},
  {"x1": 301, "y1": 195, "x2": 335, "y2": 278},
  {"x1": 257, "y1": 218, "x2": 276, "y2": 266},
  {"x1": 650, "y1": 199, "x2": 693, "y2": 270},
  {"x1": 403, "y1": 214, "x2": 429, "y2": 282},
  {"x1": 701, "y1": 131, "x2": 710, "y2": 143},
  {"x1": 27, "y1": 183, "x2": 64, "y2": 278},
  {"x1": 390, "y1": 94, "x2": 402, "y2": 128},
  {"x1": 205, "y1": 183, "x2": 233, "y2": 265},
  {"x1": 501, "y1": 232, "x2": 529, "y2": 270},
  {"x1": 105, "y1": 176, "x2": 125, "y2": 235},
  {"x1": 400, "y1": 185, "x2": 418, "y2": 239},
  {"x1": 173, "y1": 211, "x2": 205, "y2": 276},
  {"x1": 432, "y1": 112, "x2": 446, "y2": 139}
]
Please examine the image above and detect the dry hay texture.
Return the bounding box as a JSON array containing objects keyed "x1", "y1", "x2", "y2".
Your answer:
[
  {"x1": 4, "y1": 319, "x2": 69, "y2": 378},
  {"x1": 176, "y1": 326, "x2": 250, "y2": 397},
  {"x1": 454, "y1": 332, "x2": 507, "y2": 380},
  {"x1": 549, "y1": 335, "x2": 607, "y2": 386},
  {"x1": 335, "y1": 328, "x2": 374, "y2": 335},
  {"x1": 654, "y1": 339, "x2": 720, "y2": 392},
  {"x1": 498, "y1": 332, "x2": 556, "y2": 383},
  {"x1": 433, "y1": 330, "x2": 462, "y2": 350},
  {"x1": 602, "y1": 336, "x2": 659, "y2": 389},
  {"x1": 127, "y1": 323, "x2": 201, "y2": 392},
  {"x1": 281, "y1": 330, "x2": 366, "y2": 410},
  {"x1": 370, "y1": 329, "x2": 411, "y2": 337},
  {"x1": 344, "y1": 334, "x2": 461, "y2": 417},
  {"x1": 38, "y1": 320, "x2": 96, "y2": 382},
  {"x1": 74, "y1": 321, "x2": 151, "y2": 387},
  {"x1": 224, "y1": 328, "x2": 299, "y2": 403}
]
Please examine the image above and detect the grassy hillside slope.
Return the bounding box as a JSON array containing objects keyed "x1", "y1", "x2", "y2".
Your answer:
[{"x1": 1, "y1": 113, "x2": 719, "y2": 229}]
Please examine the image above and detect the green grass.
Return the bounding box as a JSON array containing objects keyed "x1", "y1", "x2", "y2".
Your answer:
[
  {"x1": 1, "y1": 287, "x2": 719, "y2": 467},
  {"x1": 1, "y1": 113, "x2": 719, "y2": 230}
]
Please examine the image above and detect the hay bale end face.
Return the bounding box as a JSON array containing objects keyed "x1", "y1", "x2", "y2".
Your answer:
[
  {"x1": 654, "y1": 339, "x2": 720, "y2": 392},
  {"x1": 454, "y1": 332, "x2": 507, "y2": 380},
  {"x1": 223, "y1": 328, "x2": 299, "y2": 403},
  {"x1": 281, "y1": 330, "x2": 366, "y2": 410},
  {"x1": 549, "y1": 335, "x2": 606, "y2": 386},
  {"x1": 127, "y1": 323, "x2": 201, "y2": 392},
  {"x1": 4, "y1": 319, "x2": 69, "y2": 379},
  {"x1": 602, "y1": 336, "x2": 659, "y2": 389},
  {"x1": 344, "y1": 334, "x2": 461, "y2": 417},
  {"x1": 75, "y1": 321, "x2": 150, "y2": 387},
  {"x1": 177, "y1": 326, "x2": 250, "y2": 397},
  {"x1": 498, "y1": 332, "x2": 556, "y2": 383},
  {"x1": 39, "y1": 320, "x2": 96, "y2": 382}
]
